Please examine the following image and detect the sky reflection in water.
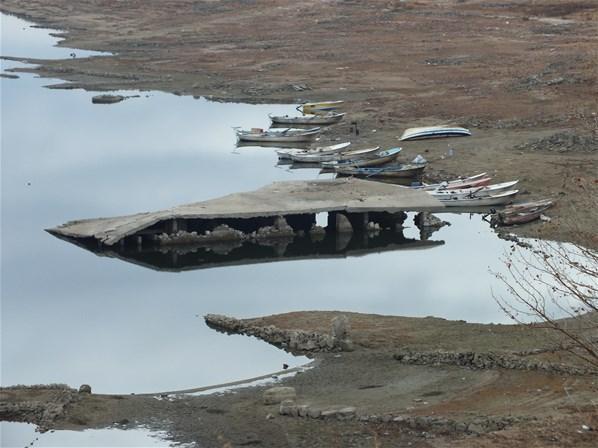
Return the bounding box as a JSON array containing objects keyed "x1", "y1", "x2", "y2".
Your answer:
[{"x1": 2, "y1": 14, "x2": 515, "y2": 396}]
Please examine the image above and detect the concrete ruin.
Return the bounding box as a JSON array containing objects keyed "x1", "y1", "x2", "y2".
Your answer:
[{"x1": 47, "y1": 178, "x2": 445, "y2": 251}]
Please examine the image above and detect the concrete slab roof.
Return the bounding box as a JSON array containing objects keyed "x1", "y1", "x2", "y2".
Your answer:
[{"x1": 47, "y1": 178, "x2": 445, "y2": 246}]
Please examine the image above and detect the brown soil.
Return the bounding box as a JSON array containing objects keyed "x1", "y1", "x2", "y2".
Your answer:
[
  {"x1": 1, "y1": 0, "x2": 597, "y2": 247},
  {"x1": 2, "y1": 312, "x2": 597, "y2": 447},
  {"x1": 1, "y1": 1, "x2": 597, "y2": 446}
]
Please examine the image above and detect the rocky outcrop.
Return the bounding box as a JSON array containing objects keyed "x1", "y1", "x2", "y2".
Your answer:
[
  {"x1": 277, "y1": 399, "x2": 525, "y2": 435},
  {"x1": 0, "y1": 385, "x2": 78, "y2": 431},
  {"x1": 205, "y1": 314, "x2": 354, "y2": 354},
  {"x1": 394, "y1": 349, "x2": 596, "y2": 376}
]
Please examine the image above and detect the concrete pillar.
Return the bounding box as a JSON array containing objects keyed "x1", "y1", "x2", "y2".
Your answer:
[
  {"x1": 328, "y1": 212, "x2": 354, "y2": 234},
  {"x1": 136, "y1": 236, "x2": 143, "y2": 250}
]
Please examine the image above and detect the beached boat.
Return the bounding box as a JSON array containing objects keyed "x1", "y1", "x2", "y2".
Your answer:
[
  {"x1": 236, "y1": 127, "x2": 320, "y2": 143},
  {"x1": 418, "y1": 174, "x2": 492, "y2": 191},
  {"x1": 427, "y1": 180, "x2": 519, "y2": 200},
  {"x1": 290, "y1": 146, "x2": 381, "y2": 164},
  {"x1": 323, "y1": 147, "x2": 403, "y2": 168},
  {"x1": 276, "y1": 142, "x2": 351, "y2": 160},
  {"x1": 270, "y1": 112, "x2": 345, "y2": 125},
  {"x1": 299, "y1": 101, "x2": 344, "y2": 113},
  {"x1": 439, "y1": 190, "x2": 519, "y2": 207},
  {"x1": 493, "y1": 199, "x2": 553, "y2": 226},
  {"x1": 399, "y1": 126, "x2": 471, "y2": 141},
  {"x1": 335, "y1": 163, "x2": 427, "y2": 179}
]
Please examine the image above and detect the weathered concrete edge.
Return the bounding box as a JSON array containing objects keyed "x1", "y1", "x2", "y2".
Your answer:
[{"x1": 46, "y1": 179, "x2": 445, "y2": 246}]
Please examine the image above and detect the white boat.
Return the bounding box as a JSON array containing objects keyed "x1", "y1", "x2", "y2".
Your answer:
[
  {"x1": 438, "y1": 190, "x2": 519, "y2": 207},
  {"x1": 427, "y1": 180, "x2": 519, "y2": 199},
  {"x1": 276, "y1": 142, "x2": 351, "y2": 160},
  {"x1": 399, "y1": 126, "x2": 471, "y2": 141},
  {"x1": 415, "y1": 173, "x2": 490, "y2": 191},
  {"x1": 290, "y1": 146, "x2": 380, "y2": 163},
  {"x1": 236, "y1": 127, "x2": 320, "y2": 143},
  {"x1": 270, "y1": 112, "x2": 345, "y2": 125},
  {"x1": 324, "y1": 147, "x2": 403, "y2": 168}
]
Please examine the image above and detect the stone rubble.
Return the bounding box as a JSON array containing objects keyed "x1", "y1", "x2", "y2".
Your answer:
[
  {"x1": 393, "y1": 349, "x2": 596, "y2": 376},
  {"x1": 277, "y1": 399, "x2": 525, "y2": 435}
]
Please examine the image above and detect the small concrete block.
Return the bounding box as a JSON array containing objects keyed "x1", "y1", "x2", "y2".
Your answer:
[{"x1": 307, "y1": 407, "x2": 322, "y2": 419}]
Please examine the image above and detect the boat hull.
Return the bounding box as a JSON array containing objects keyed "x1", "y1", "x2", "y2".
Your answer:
[
  {"x1": 291, "y1": 146, "x2": 380, "y2": 163},
  {"x1": 428, "y1": 180, "x2": 519, "y2": 200},
  {"x1": 439, "y1": 190, "x2": 519, "y2": 207},
  {"x1": 236, "y1": 127, "x2": 320, "y2": 143},
  {"x1": 336, "y1": 164, "x2": 426, "y2": 178},
  {"x1": 399, "y1": 126, "x2": 471, "y2": 141},
  {"x1": 270, "y1": 113, "x2": 345, "y2": 125}
]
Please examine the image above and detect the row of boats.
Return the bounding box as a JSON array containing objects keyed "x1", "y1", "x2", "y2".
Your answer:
[
  {"x1": 412, "y1": 172, "x2": 554, "y2": 219},
  {"x1": 233, "y1": 100, "x2": 553, "y2": 223},
  {"x1": 236, "y1": 100, "x2": 472, "y2": 143}
]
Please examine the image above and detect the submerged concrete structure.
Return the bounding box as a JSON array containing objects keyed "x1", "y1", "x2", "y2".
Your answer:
[{"x1": 47, "y1": 178, "x2": 444, "y2": 249}]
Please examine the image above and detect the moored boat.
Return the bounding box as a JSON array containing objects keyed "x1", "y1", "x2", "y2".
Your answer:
[
  {"x1": 427, "y1": 180, "x2": 519, "y2": 200},
  {"x1": 492, "y1": 199, "x2": 554, "y2": 226},
  {"x1": 290, "y1": 146, "x2": 381, "y2": 164},
  {"x1": 419, "y1": 175, "x2": 492, "y2": 191},
  {"x1": 322, "y1": 147, "x2": 403, "y2": 168},
  {"x1": 439, "y1": 190, "x2": 519, "y2": 207},
  {"x1": 236, "y1": 127, "x2": 320, "y2": 143},
  {"x1": 335, "y1": 163, "x2": 427, "y2": 179},
  {"x1": 276, "y1": 142, "x2": 351, "y2": 160},
  {"x1": 399, "y1": 126, "x2": 471, "y2": 141},
  {"x1": 270, "y1": 112, "x2": 345, "y2": 125}
]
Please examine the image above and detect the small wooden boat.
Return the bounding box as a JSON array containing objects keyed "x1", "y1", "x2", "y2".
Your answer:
[
  {"x1": 276, "y1": 142, "x2": 351, "y2": 160},
  {"x1": 236, "y1": 127, "x2": 320, "y2": 143},
  {"x1": 290, "y1": 146, "x2": 381, "y2": 164},
  {"x1": 419, "y1": 175, "x2": 492, "y2": 191},
  {"x1": 427, "y1": 180, "x2": 519, "y2": 200},
  {"x1": 323, "y1": 147, "x2": 403, "y2": 168},
  {"x1": 270, "y1": 112, "x2": 345, "y2": 125},
  {"x1": 439, "y1": 190, "x2": 519, "y2": 207},
  {"x1": 501, "y1": 199, "x2": 553, "y2": 214},
  {"x1": 335, "y1": 163, "x2": 427, "y2": 179},
  {"x1": 399, "y1": 126, "x2": 471, "y2": 141},
  {"x1": 299, "y1": 101, "x2": 344, "y2": 113},
  {"x1": 492, "y1": 199, "x2": 554, "y2": 226}
]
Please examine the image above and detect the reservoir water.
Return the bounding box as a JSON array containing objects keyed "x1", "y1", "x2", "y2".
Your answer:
[{"x1": 3, "y1": 13, "x2": 524, "y2": 398}]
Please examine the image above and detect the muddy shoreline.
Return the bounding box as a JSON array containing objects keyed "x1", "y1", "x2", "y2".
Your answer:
[
  {"x1": 1, "y1": 1, "x2": 597, "y2": 247},
  {"x1": 2, "y1": 312, "x2": 597, "y2": 447},
  {"x1": 1, "y1": 1, "x2": 597, "y2": 446}
]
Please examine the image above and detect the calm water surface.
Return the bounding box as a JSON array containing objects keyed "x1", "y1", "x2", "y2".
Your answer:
[
  {"x1": 2, "y1": 14, "x2": 515, "y2": 399},
  {"x1": 0, "y1": 422, "x2": 188, "y2": 448}
]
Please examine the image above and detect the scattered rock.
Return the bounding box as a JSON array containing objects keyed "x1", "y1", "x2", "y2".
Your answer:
[
  {"x1": 515, "y1": 131, "x2": 597, "y2": 153},
  {"x1": 91, "y1": 94, "x2": 125, "y2": 104},
  {"x1": 279, "y1": 400, "x2": 297, "y2": 416}
]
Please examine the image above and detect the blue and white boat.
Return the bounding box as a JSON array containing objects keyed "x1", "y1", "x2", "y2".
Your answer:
[{"x1": 399, "y1": 126, "x2": 471, "y2": 141}]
